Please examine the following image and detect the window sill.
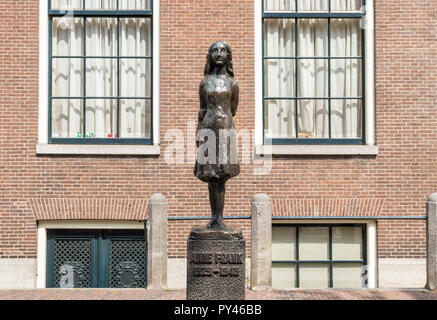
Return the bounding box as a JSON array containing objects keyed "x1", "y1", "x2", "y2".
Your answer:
[
  {"x1": 255, "y1": 144, "x2": 378, "y2": 156},
  {"x1": 36, "y1": 144, "x2": 160, "y2": 155}
]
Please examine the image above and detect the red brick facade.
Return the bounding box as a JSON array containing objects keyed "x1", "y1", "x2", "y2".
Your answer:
[{"x1": 0, "y1": 0, "x2": 435, "y2": 260}]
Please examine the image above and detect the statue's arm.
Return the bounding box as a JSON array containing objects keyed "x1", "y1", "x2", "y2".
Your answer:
[
  {"x1": 231, "y1": 81, "x2": 239, "y2": 117},
  {"x1": 198, "y1": 80, "x2": 207, "y2": 122}
]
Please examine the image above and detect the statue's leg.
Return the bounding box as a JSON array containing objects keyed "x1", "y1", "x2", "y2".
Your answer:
[
  {"x1": 207, "y1": 181, "x2": 226, "y2": 229},
  {"x1": 215, "y1": 181, "x2": 225, "y2": 227}
]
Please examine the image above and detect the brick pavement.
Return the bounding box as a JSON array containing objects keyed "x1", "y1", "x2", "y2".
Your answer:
[{"x1": 0, "y1": 289, "x2": 436, "y2": 300}]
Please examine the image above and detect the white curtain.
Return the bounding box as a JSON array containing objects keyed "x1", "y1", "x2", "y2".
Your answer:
[
  {"x1": 330, "y1": 17, "x2": 361, "y2": 138},
  {"x1": 264, "y1": 0, "x2": 361, "y2": 12},
  {"x1": 264, "y1": 0, "x2": 361, "y2": 139},
  {"x1": 119, "y1": 16, "x2": 151, "y2": 138},
  {"x1": 51, "y1": 0, "x2": 149, "y2": 10},
  {"x1": 51, "y1": 0, "x2": 151, "y2": 139},
  {"x1": 52, "y1": 16, "x2": 84, "y2": 138},
  {"x1": 51, "y1": 0, "x2": 82, "y2": 10}
]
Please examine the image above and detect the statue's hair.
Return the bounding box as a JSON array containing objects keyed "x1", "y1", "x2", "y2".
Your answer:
[{"x1": 204, "y1": 41, "x2": 234, "y2": 78}]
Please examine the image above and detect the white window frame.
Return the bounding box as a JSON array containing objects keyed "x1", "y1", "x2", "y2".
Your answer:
[
  {"x1": 37, "y1": 0, "x2": 160, "y2": 155},
  {"x1": 255, "y1": 0, "x2": 377, "y2": 155},
  {"x1": 272, "y1": 219, "x2": 377, "y2": 289}
]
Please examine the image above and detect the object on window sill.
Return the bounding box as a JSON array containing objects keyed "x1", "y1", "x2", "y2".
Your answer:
[
  {"x1": 298, "y1": 132, "x2": 314, "y2": 138},
  {"x1": 76, "y1": 132, "x2": 97, "y2": 138}
]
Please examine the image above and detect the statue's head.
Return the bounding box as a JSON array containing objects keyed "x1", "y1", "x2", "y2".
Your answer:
[{"x1": 204, "y1": 41, "x2": 234, "y2": 78}]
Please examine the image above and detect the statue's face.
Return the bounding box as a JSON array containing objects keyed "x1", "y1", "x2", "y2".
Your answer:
[{"x1": 210, "y1": 43, "x2": 229, "y2": 67}]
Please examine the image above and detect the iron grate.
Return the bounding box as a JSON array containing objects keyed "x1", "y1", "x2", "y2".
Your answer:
[
  {"x1": 109, "y1": 238, "x2": 147, "y2": 288},
  {"x1": 53, "y1": 238, "x2": 92, "y2": 288}
]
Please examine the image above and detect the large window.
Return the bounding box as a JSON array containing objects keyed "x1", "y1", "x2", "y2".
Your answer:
[
  {"x1": 272, "y1": 224, "x2": 367, "y2": 288},
  {"x1": 263, "y1": 0, "x2": 365, "y2": 145},
  {"x1": 48, "y1": 0, "x2": 153, "y2": 144}
]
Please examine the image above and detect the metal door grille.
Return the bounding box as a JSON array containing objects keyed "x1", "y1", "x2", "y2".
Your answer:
[
  {"x1": 109, "y1": 239, "x2": 147, "y2": 288},
  {"x1": 47, "y1": 230, "x2": 147, "y2": 288},
  {"x1": 53, "y1": 238, "x2": 92, "y2": 288}
]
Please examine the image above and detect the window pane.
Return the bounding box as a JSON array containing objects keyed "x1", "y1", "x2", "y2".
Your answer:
[
  {"x1": 86, "y1": 99, "x2": 117, "y2": 138},
  {"x1": 333, "y1": 263, "x2": 363, "y2": 288},
  {"x1": 86, "y1": 58, "x2": 117, "y2": 97},
  {"x1": 298, "y1": 0, "x2": 329, "y2": 12},
  {"x1": 272, "y1": 227, "x2": 296, "y2": 261},
  {"x1": 264, "y1": 0, "x2": 295, "y2": 12},
  {"x1": 299, "y1": 263, "x2": 329, "y2": 288},
  {"x1": 297, "y1": 0, "x2": 329, "y2": 12},
  {"x1": 298, "y1": 19, "x2": 328, "y2": 57},
  {"x1": 120, "y1": 18, "x2": 152, "y2": 57},
  {"x1": 331, "y1": 99, "x2": 362, "y2": 138},
  {"x1": 52, "y1": 58, "x2": 84, "y2": 97},
  {"x1": 120, "y1": 0, "x2": 150, "y2": 10},
  {"x1": 331, "y1": 19, "x2": 362, "y2": 57},
  {"x1": 298, "y1": 100, "x2": 329, "y2": 138},
  {"x1": 264, "y1": 19, "x2": 295, "y2": 57},
  {"x1": 86, "y1": 18, "x2": 117, "y2": 57},
  {"x1": 264, "y1": 59, "x2": 295, "y2": 98},
  {"x1": 119, "y1": 99, "x2": 151, "y2": 138},
  {"x1": 52, "y1": 18, "x2": 84, "y2": 56},
  {"x1": 85, "y1": 0, "x2": 117, "y2": 9},
  {"x1": 332, "y1": 226, "x2": 363, "y2": 260},
  {"x1": 272, "y1": 263, "x2": 296, "y2": 289},
  {"x1": 331, "y1": 0, "x2": 362, "y2": 12},
  {"x1": 51, "y1": 0, "x2": 83, "y2": 10},
  {"x1": 330, "y1": 59, "x2": 362, "y2": 99},
  {"x1": 298, "y1": 59, "x2": 328, "y2": 98},
  {"x1": 51, "y1": 99, "x2": 83, "y2": 138},
  {"x1": 120, "y1": 59, "x2": 151, "y2": 97},
  {"x1": 299, "y1": 227, "x2": 329, "y2": 260},
  {"x1": 265, "y1": 100, "x2": 296, "y2": 139}
]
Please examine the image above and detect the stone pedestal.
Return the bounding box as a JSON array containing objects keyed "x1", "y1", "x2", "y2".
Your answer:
[
  {"x1": 426, "y1": 193, "x2": 437, "y2": 290},
  {"x1": 187, "y1": 226, "x2": 246, "y2": 300},
  {"x1": 146, "y1": 193, "x2": 168, "y2": 289},
  {"x1": 251, "y1": 194, "x2": 272, "y2": 289}
]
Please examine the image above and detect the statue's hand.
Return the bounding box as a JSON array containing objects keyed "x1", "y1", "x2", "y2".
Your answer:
[{"x1": 198, "y1": 110, "x2": 206, "y2": 121}]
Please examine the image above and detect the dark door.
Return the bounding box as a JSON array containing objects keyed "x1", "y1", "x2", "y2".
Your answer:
[{"x1": 46, "y1": 229, "x2": 147, "y2": 288}]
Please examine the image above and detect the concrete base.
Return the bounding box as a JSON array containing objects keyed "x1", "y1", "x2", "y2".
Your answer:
[
  {"x1": 0, "y1": 259, "x2": 36, "y2": 289},
  {"x1": 0, "y1": 257, "x2": 426, "y2": 290},
  {"x1": 168, "y1": 259, "x2": 187, "y2": 289},
  {"x1": 186, "y1": 226, "x2": 246, "y2": 300},
  {"x1": 378, "y1": 259, "x2": 426, "y2": 288}
]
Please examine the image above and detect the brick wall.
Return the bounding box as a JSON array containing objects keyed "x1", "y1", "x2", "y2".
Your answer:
[{"x1": 0, "y1": 0, "x2": 435, "y2": 259}]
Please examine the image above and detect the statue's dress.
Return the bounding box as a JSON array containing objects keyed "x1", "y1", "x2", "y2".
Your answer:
[{"x1": 194, "y1": 75, "x2": 240, "y2": 183}]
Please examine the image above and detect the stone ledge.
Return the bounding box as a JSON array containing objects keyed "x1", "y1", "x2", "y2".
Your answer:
[
  {"x1": 36, "y1": 144, "x2": 161, "y2": 155},
  {"x1": 255, "y1": 144, "x2": 378, "y2": 156}
]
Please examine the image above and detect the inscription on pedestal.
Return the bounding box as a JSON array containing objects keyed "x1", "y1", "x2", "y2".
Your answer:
[
  {"x1": 187, "y1": 237, "x2": 246, "y2": 300},
  {"x1": 190, "y1": 253, "x2": 244, "y2": 277}
]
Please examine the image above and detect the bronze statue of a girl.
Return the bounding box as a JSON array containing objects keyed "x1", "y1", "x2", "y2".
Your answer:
[{"x1": 194, "y1": 41, "x2": 240, "y2": 230}]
